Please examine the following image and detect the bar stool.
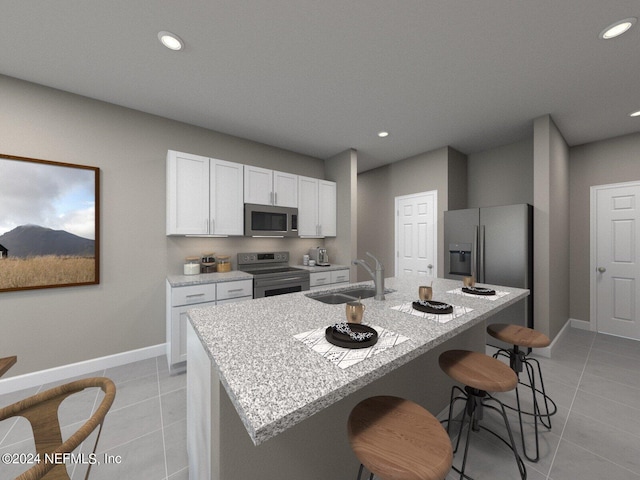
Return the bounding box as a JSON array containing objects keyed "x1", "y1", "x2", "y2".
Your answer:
[
  {"x1": 439, "y1": 350, "x2": 526, "y2": 480},
  {"x1": 487, "y1": 324, "x2": 558, "y2": 462},
  {"x1": 347, "y1": 395, "x2": 453, "y2": 480}
]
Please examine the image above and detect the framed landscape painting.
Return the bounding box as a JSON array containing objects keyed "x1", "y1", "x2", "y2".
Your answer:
[{"x1": 0, "y1": 153, "x2": 100, "y2": 292}]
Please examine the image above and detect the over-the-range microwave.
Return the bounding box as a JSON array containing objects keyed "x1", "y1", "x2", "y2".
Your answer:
[{"x1": 244, "y1": 203, "x2": 298, "y2": 237}]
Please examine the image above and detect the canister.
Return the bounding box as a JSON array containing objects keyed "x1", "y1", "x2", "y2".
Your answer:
[
  {"x1": 216, "y1": 255, "x2": 231, "y2": 272},
  {"x1": 183, "y1": 256, "x2": 200, "y2": 275}
]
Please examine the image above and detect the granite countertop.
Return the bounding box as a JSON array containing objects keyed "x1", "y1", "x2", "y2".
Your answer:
[
  {"x1": 167, "y1": 270, "x2": 253, "y2": 287},
  {"x1": 294, "y1": 263, "x2": 350, "y2": 272},
  {"x1": 188, "y1": 276, "x2": 529, "y2": 446}
]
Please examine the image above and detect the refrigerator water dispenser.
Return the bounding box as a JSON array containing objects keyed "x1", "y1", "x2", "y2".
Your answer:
[{"x1": 448, "y1": 243, "x2": 472, "y2": 276}]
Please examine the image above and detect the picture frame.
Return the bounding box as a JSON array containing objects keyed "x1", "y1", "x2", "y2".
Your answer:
[{"x1": 0, "y1": 153, "x2": 100, "y2": 292}]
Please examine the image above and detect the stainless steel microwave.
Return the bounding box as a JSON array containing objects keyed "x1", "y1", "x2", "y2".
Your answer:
[{"x1": 244, "y1": 203, "x2": 298, "y2": 237}]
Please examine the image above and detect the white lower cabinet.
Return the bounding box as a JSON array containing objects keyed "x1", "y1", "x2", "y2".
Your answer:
[
  {"x1": 310, "y1": 268, "x2": 350, "y2": 291},
  {"x1": 166, "y1": 279, "x2": 253, "y2": 371}
]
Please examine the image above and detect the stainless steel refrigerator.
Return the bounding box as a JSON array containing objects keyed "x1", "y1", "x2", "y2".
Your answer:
[{"x1": 444, "y1": 204, "x2": 533, "y2": 349}]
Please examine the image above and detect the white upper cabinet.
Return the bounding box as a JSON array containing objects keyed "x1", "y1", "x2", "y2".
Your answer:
[
  {"x1": 167, "y1": 151, "x2": 211, "y2": 235},
  {"x1": 298, "y1": 176, "x2": 336, "y2": 237},
  {"x1": 244, "y1": 166, "x2": 298, "y2": 208},
  {"x1": 210, "y1": 159, "x2": 244, "y2": 235},
  {"x1": 167, "y1": 150, "x2": 243, "y2": 236},
  {"x1": 318, "y1": 180, "x2": 337, "y2": 237}
]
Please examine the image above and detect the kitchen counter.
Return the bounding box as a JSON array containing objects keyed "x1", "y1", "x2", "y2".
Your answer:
[
  {"x1": 166, "y1": 270, "x2": 253, "y2": 287},
  {"x1": 187, "y1": 276, "x2": 529, "y2": 479}
]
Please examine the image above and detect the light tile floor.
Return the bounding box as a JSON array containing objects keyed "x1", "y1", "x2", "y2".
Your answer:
[{"x1": 1, "y1": 328, "x2": 638, "y2": 479}]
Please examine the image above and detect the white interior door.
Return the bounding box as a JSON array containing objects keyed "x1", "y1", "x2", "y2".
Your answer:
[
  {"x1": 395, "y1": 191, "x2": 437, "y2": 278},
  {"x1": 592, "y1": 181, "x2": 640, "y2": 340}
]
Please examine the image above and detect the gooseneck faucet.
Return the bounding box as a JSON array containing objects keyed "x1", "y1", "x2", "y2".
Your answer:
[{"x1": 353, "y1": 252, "x2": 385, "y2": 300}]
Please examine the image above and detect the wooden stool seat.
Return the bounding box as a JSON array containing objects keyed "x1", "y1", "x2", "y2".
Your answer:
[
  {"x1": 348, "y1": 396, "x2": 453, "y2": 480},
  {"x1": 439, "y1": 350, "x2": 517, "y2": 393},
  {"x1": 487, "y1": 324, "x2": 550, "y2": 349}
]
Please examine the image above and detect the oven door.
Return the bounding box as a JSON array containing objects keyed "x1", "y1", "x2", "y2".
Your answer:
[{"x1": 253, "y1": 274, "x2": 310, "y2": 298}]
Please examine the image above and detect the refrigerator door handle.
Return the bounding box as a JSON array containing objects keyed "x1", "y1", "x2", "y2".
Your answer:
[
  {"x1": 473, "y1": 225, "x2": 479, "y2": 279},
  {"x1": 478, "y1": 225, "x2": 486, "y2": 283}
]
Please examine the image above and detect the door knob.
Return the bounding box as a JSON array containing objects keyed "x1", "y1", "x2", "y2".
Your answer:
[{"x1": 597, "y1": 267, "x2": 606, "y2": 273}]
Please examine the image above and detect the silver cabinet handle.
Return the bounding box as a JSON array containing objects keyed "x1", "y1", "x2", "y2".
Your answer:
[
  {"x1": 598, "y1": 267, "x2": 606, "y2": 273},
  {"x1": 226, "y1": 288, "x2": 244, "y2": 293},
  {"x1": 428, "y1": 264, "x2": 433, "y2": 268},
  {"x1": 274, "y1": 192, "x2": 278, "y2": 205},
  {"x1": 186, "y1": 293, "x2": 205, "y2": 298},
  {"x1": 270, "y1": 192, "x2": 273, "y2": 205}
]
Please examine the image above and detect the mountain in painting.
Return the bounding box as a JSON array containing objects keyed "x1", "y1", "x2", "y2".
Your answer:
[{"x1": 0, "y1": 224, "x2": 95, "y2": 258}]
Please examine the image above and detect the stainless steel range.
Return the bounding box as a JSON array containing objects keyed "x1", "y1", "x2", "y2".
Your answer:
[{"x1": 237, "y1": 251, "x2": 310, "y2": 298}]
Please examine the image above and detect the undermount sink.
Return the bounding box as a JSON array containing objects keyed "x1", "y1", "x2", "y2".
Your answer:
[
  {"x1": 307, "y1": 293, "x2": 357, "y2": 304},
  {"x1": 306, "y1": 286, "x2": 393, "y2": 304},
  {"x1": 338, "y1": 287, "x2": 376, "y2": 299}
]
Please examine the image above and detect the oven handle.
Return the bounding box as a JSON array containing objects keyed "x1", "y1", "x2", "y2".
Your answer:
[{"x1": 254, "y1": 275, "x2": 308, "y2": 287}]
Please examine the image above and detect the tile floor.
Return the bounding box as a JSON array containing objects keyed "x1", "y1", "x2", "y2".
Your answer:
[{"x1": 1, "y1": 327, "x2": 638, "y2": 479}]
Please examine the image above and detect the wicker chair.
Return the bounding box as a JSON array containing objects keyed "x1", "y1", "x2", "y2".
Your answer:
[{"x1": 0, "y1": 377, "x2": 116, "y2": 480}]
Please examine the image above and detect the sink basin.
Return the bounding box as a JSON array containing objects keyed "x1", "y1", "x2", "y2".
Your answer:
[
  {"x1": 306, "y1": 287, "x2": 394, "y2": 304},
  {"x1": 338, "y1": 287, "x2": 376, "y2": 299},
  {"x1": 307, "y1": 293, "x2": 359, "y2": 304}
]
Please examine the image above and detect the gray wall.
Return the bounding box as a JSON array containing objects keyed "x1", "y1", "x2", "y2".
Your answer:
[
  {"x1": 0, "y1": 75, "x2": 326, "y2": 377},
  {"x1": 533, "y1": 115, "x2": 570, "y2": 340},
  {"x1": 325, "y1": 149, "x2": 358, "y2": 278},
  {"x1": 569, "y1": 132, "x2": 640, "y2": 323},
  {"x1": 357, "y1": 147, "x2": 467, "y2": 281},
  {"x1": 467, "y1": 138, "x2": 533, "y2": 207}
]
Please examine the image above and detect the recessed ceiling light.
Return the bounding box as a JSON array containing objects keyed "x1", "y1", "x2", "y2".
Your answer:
[
  {"x1": 599, "y1": 18, "x2": 637, "y2": 39},
  {"x1": 158, "y1": 31, "x2": 184, "y2": 51},
  {"x1": 630, "y1": 110, "x2": 640, "y2": 117},
  {"x1": 377, "y1": 131, "x2": 389, "y2": 138}
]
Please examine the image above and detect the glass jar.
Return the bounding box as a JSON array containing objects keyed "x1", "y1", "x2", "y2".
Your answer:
[
  {"x1": 183, "y1": 256, "x2": 200, "y2": 275},
  {"x1": 201, "y1": 253, "x2": 216, "y2": 273},
  {"x1": 216, "y1": 255, "x2": 231, "y2": 273}
]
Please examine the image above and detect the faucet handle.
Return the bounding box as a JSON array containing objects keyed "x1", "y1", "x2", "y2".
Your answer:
[{"x1": 366, "y1": 252, "x2": 384, "y2": 269}]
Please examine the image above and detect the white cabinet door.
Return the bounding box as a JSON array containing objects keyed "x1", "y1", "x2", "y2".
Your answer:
[
  {"x1": 217, "y1": 279, "x2": 253, "y2": 301},
  {"x1": 211, "y1": 159, "x2": 244, "y2": 235},
  {"x1": 244, "y1": 165, "x2": 273, "y2": 205},
  {"x1": 298, "y1": 177, "x2": 336, "y2": 237},
  {"x1": 166, "y1": 150, "x2": 210, "y2": 235},
  {"x1": 245, "y1": 167, "x2": 298, "y2": 208},
  {"x1": 298, "y1": 175, "x2": 320, "y2": 236},
  {"x1": 331, "y1": 269, "x2": 350, "y2": 285},
  {"x1": 171, "y1": 301, "x2": 216, "y2": 365},
  {"x1": 310, "y1": 271, "x2": 331, "y2": 288},
  {"x1": 273, "y1": 170, "x2": 298, "y2": 208},
  {"x1": 318, "y1": 180, "x2": 337, "y2": 237}
]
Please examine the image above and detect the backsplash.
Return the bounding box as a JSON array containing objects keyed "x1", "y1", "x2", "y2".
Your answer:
[{"x1": 166, "y1": 236, "x2": 326, "y2": 274}]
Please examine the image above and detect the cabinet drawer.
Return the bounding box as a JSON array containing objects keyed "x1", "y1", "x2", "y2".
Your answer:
[
  {"x1": 171, "y1": 283, "x2": 217, "y2": 307},
  {"x1": 217, "y1": 279, "x2": 253, "y2": 300},
  {"x1": 310, "y1": 272, "x2": 331, "y2": 287},
  {"x1": 331, "y1": 269, "x2": 350, "y2": 284}
]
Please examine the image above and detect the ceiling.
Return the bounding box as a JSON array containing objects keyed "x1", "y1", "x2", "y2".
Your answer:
[{"x1": 1, "y1": 1, "x2": 639, "y2": 172}]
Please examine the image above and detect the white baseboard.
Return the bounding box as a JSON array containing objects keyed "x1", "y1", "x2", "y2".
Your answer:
[
  {"x1": 570, "y1": 318, "x2": 592, "y2": 331},
  {"x1": 0, "y1": 344, "x2": 166, "y2": 394}
]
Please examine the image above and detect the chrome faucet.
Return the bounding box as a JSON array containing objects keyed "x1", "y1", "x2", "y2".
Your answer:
[{"x1": 353, "y1": 252, "x2": 385, "y2": 300}]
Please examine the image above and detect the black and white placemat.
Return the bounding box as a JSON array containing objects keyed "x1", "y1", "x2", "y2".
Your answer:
[
  {"x1": 446, "y1": 287, "x2": 510, "y2": 301},
  {"x1": 390, "y1": 302, "x2": 472, "y2": 324},
  {"x1": 294, "y1": 325, "x2": 409, "y2": 369}
]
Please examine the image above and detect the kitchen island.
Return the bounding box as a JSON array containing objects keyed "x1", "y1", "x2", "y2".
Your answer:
[{"x1": 187, "y1": 276, "x2": 529, "y2": 480}]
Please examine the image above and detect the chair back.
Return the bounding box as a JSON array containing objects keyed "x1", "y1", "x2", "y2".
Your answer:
[{"x1": 0, "y1": 377, "x2": 116, "y2": 480}]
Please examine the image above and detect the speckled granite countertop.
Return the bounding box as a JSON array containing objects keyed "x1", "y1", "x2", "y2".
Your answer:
[
  {"x1": 188, "y1": 276, "x2": 528, "y2": 445},
  {"x1": 167, "y1": 270, "x2": 253, "y2": 287}
]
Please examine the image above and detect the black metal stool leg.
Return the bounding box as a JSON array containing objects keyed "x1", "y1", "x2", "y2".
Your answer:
[
  {"x1": 484, "y1": 395, "x2": 527, "y2": 480},
  {"x1": 355, "y1": 463, "x2": 374, "y2": 480},
  {"x1": 444, "y1": 386, "x2": 526, "y2": 480},
  {"x1": 493, "y1": 346, "x2": 557, "y2": 463}
]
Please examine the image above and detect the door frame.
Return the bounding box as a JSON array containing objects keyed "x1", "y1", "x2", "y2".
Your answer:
[
  {"x1": 589, "y1": 180, "x2": 640, "y2": 333},
  {"x1": 394, "y1": 190, "x2": 438, "y2": 277}
]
